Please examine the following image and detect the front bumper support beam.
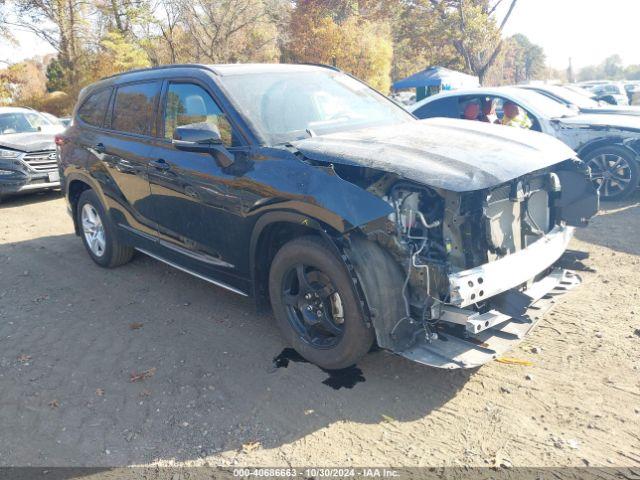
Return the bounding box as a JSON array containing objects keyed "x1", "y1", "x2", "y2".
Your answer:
[
  {"x1": 448, "y1": 226, "x2": 574, "y2": 308},
  {"x1": 398, "y1": 268, "x2": 581, "y2": 369}
]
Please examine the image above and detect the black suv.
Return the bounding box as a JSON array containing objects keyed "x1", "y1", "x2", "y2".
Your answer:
[{"x1": 59, "y1": 64, "x2": 598, "y2": 370}]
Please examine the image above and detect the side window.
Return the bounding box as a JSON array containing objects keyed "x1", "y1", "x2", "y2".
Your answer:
[
  {"x1": 78, "y1": 88, "x2": 112, "y2": 127},
  {"x1": 164, "y1": 83, "x2": 237, "y2": 147},
  {"x1": 24, "y1": 112, "x2": 51, "y2": 128},
  {"x1": 494, "y1": 97, "x2": 540, "y2": 132},
  {"x1": 414, "y1": 97, "x2": 458, "y2": 119},
  {"x1": 111, "y1": 82, "x2": 161, "y2": 135}
]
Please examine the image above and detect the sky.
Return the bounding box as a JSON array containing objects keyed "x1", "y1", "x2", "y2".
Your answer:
[
  {"x1": 500, "y1": 0, "x2": 640, "y2": 70},
  {"x1": 1, "y1": 0, "x2": 640, "y2": 71}
]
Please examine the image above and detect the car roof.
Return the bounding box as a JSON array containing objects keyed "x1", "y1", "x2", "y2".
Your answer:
[
  {"x1": 79, "y1": 63, "x2": 341, "y2": 102},
  {"x1": 209, "y1": 63, "x2": 339, "y2": 76},
  {"x1": 0, "y1": 106, "x2": 36, "y2": 114},
  {"x1": 519, "y1": 84, "x2": 572, "y2": 96},
  {"x1": 100, "y1": 63, "x2": 338, "y2": 82},
  {"x1": 410, "y1": 86, "x2": 528, "y2": 111}
]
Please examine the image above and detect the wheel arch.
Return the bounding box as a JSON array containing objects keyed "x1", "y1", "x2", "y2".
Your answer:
[
  {"x1": 66, "y1": 174, "x2": 98, "y2": 235},
  {"x1": 250, "y1": 211, "x2": 347, "y2": 309},
  {"x1": 576, "y1": 137, "x2": 639, "y2": 162}
]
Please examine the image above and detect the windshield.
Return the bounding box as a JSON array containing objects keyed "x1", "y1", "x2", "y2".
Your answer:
[
  {"x1": 544, "y1": 86, "x2": 600, "y2": 108},
  {"x1": 219, "y1": 70, "x2": 414, "y2": 145},
  {"x1": 512, "y1": 89, "x2": 576, "y2": 119},
  {"x1": 0, "y1": 111, "x2": 53, "y2": 135},
  {"x1": 40, "y1": 112, "x2": 63, "y2": 125}
]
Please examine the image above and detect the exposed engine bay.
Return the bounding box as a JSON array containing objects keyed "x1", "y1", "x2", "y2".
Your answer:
[
  {"x1": 344, "y1": 159, "x2": 599, "y2": 368},
  {"x1": 291, "y1": 119, "x2": 600, "y2": 368}
]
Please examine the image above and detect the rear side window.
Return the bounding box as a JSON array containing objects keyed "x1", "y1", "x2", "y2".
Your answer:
[
  {"x1": 78, "y1": 88, "x2": 112, "y2": 127},
  {"x1": 413, "y1": 97, "x2": 459, "y2": 119},
  {"x1": 111, "y1": 82, "x2": 161, "y2": 135}
]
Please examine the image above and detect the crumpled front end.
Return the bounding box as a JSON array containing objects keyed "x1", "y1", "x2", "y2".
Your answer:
[{"x1": 347, "y1": 158, "x2": 598, "y2": 369}]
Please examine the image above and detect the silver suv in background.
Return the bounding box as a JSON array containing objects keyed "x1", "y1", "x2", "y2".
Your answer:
[{"x1": 0, "y1": 107, "x2": 65, "y2": 201}]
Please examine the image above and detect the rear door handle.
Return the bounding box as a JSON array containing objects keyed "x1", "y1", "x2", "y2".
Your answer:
[{"x1": 149, "y1": 158, "x2": 171, "y2": 171}]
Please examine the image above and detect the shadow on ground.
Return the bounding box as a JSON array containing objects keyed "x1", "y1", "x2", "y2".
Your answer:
[
  {"x1": 0, "y1": 190, "x2": 63, "y2": 209},
  {"x1": 575, "y1": 190, "x2": 640, "y2": 256},
  {"x1": 0, "y1": 231, "x2": 473, "y2": 467}
]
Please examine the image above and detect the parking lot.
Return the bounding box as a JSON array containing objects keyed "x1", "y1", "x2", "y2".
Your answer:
[{"x1": 0, "y1": 190, "x2": 639, "y2": 468}]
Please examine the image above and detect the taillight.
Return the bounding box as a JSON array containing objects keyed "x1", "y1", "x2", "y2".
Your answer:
[{"x1": 54, "y1": 135, "x2": 66, "y2": 146}]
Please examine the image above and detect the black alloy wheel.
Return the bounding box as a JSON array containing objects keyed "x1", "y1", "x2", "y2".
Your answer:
[
  {"x1": 281, "y1": 263, "x2": 345, "y2": 349},
  {"x1": 268, "y1": 236, "x2": 374, "y2": 370}
]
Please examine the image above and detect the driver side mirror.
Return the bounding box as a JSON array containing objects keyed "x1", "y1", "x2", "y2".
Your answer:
[
  {"x1": 172, "y1": 124, "x2": 234, "y2": 168},
  {"x1": 173, "y1": 123, "x2": 223, "y2": 144}
]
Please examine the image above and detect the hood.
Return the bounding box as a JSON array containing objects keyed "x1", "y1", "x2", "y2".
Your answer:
[
  {"x1": 0, "y1": 132, "x2": 56, "y2": 153},
  {"x1": 291, "y1": 118, "x2": 576, "y2": 192},
  {"x1": 556, "y1": 113, "x2": 640, "y2": 132}
]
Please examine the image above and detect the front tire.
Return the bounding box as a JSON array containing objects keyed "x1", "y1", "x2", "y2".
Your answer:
[
  {"x1": 584, "y1": 146, "x2": 639, "y2": 201},
  {"x1": 268, "y1": 236, "x2": 374, "y2": 370},
  {"x1": 77, "y1": 189, "x2": 134, "y2": 268}
]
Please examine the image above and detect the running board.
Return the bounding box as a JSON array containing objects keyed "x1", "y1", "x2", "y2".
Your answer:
[
  {"x1": 397, "y1": 269, "x2": 581, "y2": 369},
  {"x1": 135, "y1": 248, "x2": 249, "y2": 297}
]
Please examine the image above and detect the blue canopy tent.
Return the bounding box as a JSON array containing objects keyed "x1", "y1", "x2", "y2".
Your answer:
[{"x1": 393, "y1": 66, "x2": 480, "y2": 102}]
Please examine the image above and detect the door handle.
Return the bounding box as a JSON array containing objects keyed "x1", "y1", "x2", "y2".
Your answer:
[
  {"x1": 149, "y1": 158, "x2": 171, "y2": 171},
  {"x1": 94, "y1": 143, "x2": 106, "y2": 154}
]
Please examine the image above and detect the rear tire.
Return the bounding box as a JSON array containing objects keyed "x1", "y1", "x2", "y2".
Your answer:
[
  {"x1": 268, "y1": 236, "x2": 374, "y2": 370},
  {"x1": 77, "y1": 189, "x2": 134, "y2": 268},
  {"x1": 584, "y1": 145, "x2": 639, "y2": 201}
]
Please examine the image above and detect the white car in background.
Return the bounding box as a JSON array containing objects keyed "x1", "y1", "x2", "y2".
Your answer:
[{"x1": 411, "y1": 87, "x2": 640, "y2": 200}]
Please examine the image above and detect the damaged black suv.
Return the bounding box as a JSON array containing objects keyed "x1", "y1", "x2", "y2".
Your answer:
[{"x1": 58, "y1": 64, "x2": 599, "y2": 370}]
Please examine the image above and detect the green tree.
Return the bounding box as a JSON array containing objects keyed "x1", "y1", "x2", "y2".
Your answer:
[
  {"x1": 95, "y1": 30, "x2": 150, "y2": 75},
  {"x1": 505, "y1": 33, "x2": 545, "y2": 83},
  {"x1": 13, "y1": 0, "x2": 91, "y2": 93},
  {"x1": 46, "y1": 57, "x2": 68, "y2": 91},
  {"x1": 180, "y1": 0, "x2": 284, "y2": 63},
  {"x1": 625, "y1": 65, "x2": 640, "y2": 81},
  {"x1": 286, "y1": 0, "x2": 394, "y2": 92},
  {"x1": 427, "y1": 0, "x2": 519, "y2": 84},
  {"x1": 602, "y1": 54, "x2": 623, "y2": 79},
  {"x1": 391, "y1": 0, "x2": 463, "y2": 81}
]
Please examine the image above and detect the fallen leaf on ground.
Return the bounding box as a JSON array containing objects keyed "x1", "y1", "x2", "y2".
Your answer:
[
  {"x1": 129, "y1": 322, "x2": 144, "y2": 330},
  {"x1": 496, "y1": 357, "x2": 533, "y2": 366},
  {"x1": 139, "y1": 389, "x2": 151, "y2": 397},
  {"x1": 17, "y1": 354, "x2": 31, "y2": 363},
  {"x1": 49, "y1": 399, "x2": 59, "y2": 409},
  {"x1": 96, "y1": 388, "x2": 105, "y2": 396},
  {"x1": 241, "y1": 441, "x2": 261, "y2": 453},
  {"x1": 130, "y1": 368, "x2": 156, "y2": 382},
  {"x1": 381, "y1": 414, "x2": 395, "y2": 423}
]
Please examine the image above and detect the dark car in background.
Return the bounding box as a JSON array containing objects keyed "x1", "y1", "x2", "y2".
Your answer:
[
  {"x1": 588, "y1": 83, "x2": 629, "y2": 106},
  {"x1": 624, "y1": 82, "x2": 640, "y2": 105},
  {"x1": 412, "y1": 87, "x2": 640, "y2": 200},
  {"x1": 0, "y1": 107, "x2": 65, "y2": 201},
  {"x1": 57, "y1": 64, "x2": 597, "y2": 370}
]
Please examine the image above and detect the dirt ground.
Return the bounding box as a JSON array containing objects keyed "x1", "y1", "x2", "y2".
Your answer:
[{"x1": 0, "y1": 190, "x2": 639, "y2": 468}]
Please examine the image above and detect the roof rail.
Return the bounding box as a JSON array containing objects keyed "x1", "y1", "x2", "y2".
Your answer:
[
  {"x1": 99, "y1": 64, "x2": 215, "y2": 82},
  {"x1": 297, "y1": 63, "x2": 341, "y2": 72}
]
